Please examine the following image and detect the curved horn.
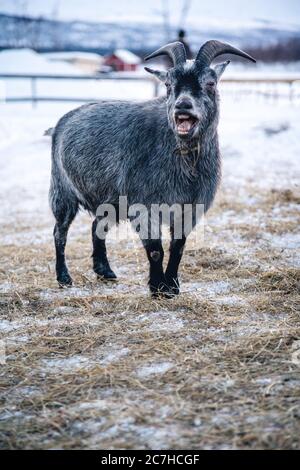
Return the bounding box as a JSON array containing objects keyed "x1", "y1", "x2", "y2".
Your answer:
[
  {"x1": 196, "y1": 40, "x2": 256, "y2": 68},
  {"x1": 145, "y1": 41, "x2": 187, "y2": 67}
]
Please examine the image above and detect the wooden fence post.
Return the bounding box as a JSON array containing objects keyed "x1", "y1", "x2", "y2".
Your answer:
[{"x1": 31, "y1": 77, "x2": 37, "y2": 108}]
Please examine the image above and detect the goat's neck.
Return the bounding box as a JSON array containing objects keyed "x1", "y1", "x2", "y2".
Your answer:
[
  {"x1": 172, "y1": 125, "x2": 219, "y2": 181},
  {"x1": 175, "y1": 125, "x2": 217, "y2": 157},
  {"x1": 175, "y1": 139, "x2": 201, "y2": 157}
]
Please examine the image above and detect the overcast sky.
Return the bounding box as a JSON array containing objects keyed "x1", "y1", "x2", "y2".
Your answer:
[{"x1": 1, "y1": 0, "x2": 300, "y2": 26}]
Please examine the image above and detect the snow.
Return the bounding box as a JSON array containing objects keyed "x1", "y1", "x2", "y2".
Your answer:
[
  {"x1": 223, "y1": 61, "x2": 300, "y2": 80},
  {"x1": 100, "y1": 347, "x2": 130, "y2": 365},
  {"x1": 137, "y1": 362, "x2": 174, "y2": 378},
  {"x1": 0, "y1": 62, "x2": 299, "y2": 254},
  {"x1": 40, "y1": 347, "x2": 130, "y2": 372},
  {"x1": 0, "y1": 48, "x2": 80, "y2": 75},
  {"x1": 264, "y1": 233, "x2": 300, "y2": 250},
  {"x1": 0, "y1": 320, "x2": 22, "y2": 333},
  {"x1": 42, "y1": 356, "x2": 91, "y2": 370},
  {"x1": 43, "y1": 51, "x2": 103, "y2": 61},
  {"x1": 0, "y1": 282, "x2": 15, "y2": 293},
  {"x1": 40, "y1": 288, "x2": 99, "y2": 301},
  {"x1": 0, "y1": 49, "x2": 106, "y2": 102},
  {"x1": 0, "y1": 76, "x2": 154, "y2": 103},
  {"x1": 185, "y1": 281, "x2": 232, "y2": 296},
  {"x1": 136, "y1": 311, "x2": 184, "y2": 332},
  {"x1": 218, "y1": 95, "x2": 300, "y2": 189},
  {"x1": 216, "y1": 295, "x2": 249, "y2": 307}
]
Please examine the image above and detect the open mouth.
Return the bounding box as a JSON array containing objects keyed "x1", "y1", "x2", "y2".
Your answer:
[{"x1": 175, "y1": 113, "x2": 199, "y2": 136}]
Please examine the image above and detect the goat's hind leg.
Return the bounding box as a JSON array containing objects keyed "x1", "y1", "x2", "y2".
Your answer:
[
  {"x1": 92, "y1": 218, "x2": 117, "y2": 280},
  {"x1": 51, "y1": 189, "x2": 78, "y2": 287},
  {"x1": 53, "y1": 218, "x2": 76, "y2": 287}
]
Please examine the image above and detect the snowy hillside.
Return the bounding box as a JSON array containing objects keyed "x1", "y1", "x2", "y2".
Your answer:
[{"x1": 1, "y1": 12, "x2": 300, "y2": 54}]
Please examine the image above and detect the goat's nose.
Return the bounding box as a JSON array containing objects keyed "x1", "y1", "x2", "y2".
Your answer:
[{"x1": 175, "y1": 98, "x2": 193, "y2": 111}]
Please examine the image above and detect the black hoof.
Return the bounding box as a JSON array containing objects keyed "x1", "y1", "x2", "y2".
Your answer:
[
  {"x1": 167, "y1": 287, "x2": 180, "y2": 297},
  {"x1": 165, "y1": 275, "x2": 180, "y2": 296},
  {"x1": 155, "y1": 288, "x2": 178, "y2": 299},
  {"x1": 149, "y1": 278, "x2": 174, "y2": 299},
  {"x1": 95, "y1": 268, "x2": 117, "y2": 281},
  {"x1": 57, "y1": 273, "x2": 73, "y2": 288}
]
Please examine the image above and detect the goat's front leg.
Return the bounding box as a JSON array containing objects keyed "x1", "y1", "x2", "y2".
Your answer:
[
  {"x1": 142, "y1": 239, "x2": 169, "y2": 297},
  {"x1": 165, "y1": 230, "x2": 186, "y2": 296},
  {"x1": 92, "y1": 218, "x2": 117, "y2": 280}
]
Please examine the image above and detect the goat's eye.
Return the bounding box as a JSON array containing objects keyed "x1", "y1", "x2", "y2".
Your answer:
[{"x1": 165, "y1": 82, "x2": 171, "y2": 95}]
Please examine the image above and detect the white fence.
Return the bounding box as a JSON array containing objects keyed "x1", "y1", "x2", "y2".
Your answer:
[{"x1": 0, "y1": 73, "x2": 300, "y2": 107}]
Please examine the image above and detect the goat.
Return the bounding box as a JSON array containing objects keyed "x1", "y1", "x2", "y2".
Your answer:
[{"x1": 49, "y1": 40, "x2": 255, "y2": 297}]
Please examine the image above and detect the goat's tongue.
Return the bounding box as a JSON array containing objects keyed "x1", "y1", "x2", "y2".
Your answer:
[{"x1": 177, "y1": 119, "x2": 192, "y2": 133}]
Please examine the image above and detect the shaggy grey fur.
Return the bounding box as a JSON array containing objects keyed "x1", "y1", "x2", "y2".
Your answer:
[{"x1": 49, "y1": 40, "x2": 255, "y2": 296}]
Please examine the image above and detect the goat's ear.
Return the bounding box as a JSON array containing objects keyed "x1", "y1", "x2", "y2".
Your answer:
[
  {"x1": 213, "y1": 60, "x2": 230, "y2": 81},
  {"x1": 144, "y1": 67, "x2": 167, "y2": 83}
]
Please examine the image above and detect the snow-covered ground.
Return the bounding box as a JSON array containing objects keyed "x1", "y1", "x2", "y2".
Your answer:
[
  {"x1": 0, "y1": 81, "x2": 299, "y2": 233},
  {"x1": 1, "y1": 49, "x2": 300, "y2": 104},
  {"x1": 0, "y1": 80, "x2": 299, "y2": 272},
  {"x1": 0, "y1": 50, "x2": 155, "y2": 101}
]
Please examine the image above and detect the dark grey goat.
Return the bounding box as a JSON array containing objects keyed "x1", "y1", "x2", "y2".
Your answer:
[{"x1": 49, "y1": 40, "x2": 255, "y2": 296}]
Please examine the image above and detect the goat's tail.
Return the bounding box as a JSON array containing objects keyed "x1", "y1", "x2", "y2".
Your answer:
[{"x1": 44, "y1": 127, "x2": 54, "y2": 137}]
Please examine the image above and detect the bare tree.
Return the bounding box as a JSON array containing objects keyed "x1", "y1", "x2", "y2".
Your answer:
[
  {"x1": 51, "y1": 0, "x2": 62, "y2": 50},
  {"x1": 160, "y1": 0, "x2": 193, "y2": 45},
  {"x1": 13, "y1": 0, "x2": 29, "y2": 47},
  {"x1": 178, "y1": 0, "x2": 192, "y2": 30},
  {"x1": 161, "y1": 0, "x2": 171, "y2": 43}
]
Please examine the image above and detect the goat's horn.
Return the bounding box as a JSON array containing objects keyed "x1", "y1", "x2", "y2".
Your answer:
[
  {"x1": 145, "y1": 41, "x2": 187, "y2": 67},
  {"x1": 196, "y1": 40, "x2": 256, "y2": 68}
]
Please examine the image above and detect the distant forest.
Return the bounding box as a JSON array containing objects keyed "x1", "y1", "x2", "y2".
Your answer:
[
  {"x1": 248, "y1": 38, "x2": 300, "y2": 62},
  {"x1": 0, "y1": 13, "x2": 300, "y2": 62}
]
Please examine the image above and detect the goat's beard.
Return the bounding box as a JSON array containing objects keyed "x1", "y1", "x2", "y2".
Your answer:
[{"x1": 175, "y1": 134, "x2": 201, "y2": 154}]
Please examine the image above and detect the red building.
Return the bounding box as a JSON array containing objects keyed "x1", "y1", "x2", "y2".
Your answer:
[{"x1": 103, "y1": 49, "x2": 141, "y2": 72}]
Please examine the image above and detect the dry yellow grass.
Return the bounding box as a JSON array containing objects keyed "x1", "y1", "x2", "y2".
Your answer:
[{"x1": 0, "y1": 185, "x2": 299, "y2": 449}]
